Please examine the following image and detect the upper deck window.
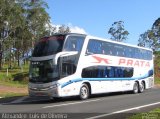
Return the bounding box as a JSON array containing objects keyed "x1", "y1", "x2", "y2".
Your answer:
[{"x1": 86, "y1": 39, "x2": 152, "y2": 60}]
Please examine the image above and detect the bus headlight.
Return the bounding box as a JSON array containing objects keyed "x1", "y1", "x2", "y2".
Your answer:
[{"x1": 52, "y1": 83, "x2": 60, "y2": 89}]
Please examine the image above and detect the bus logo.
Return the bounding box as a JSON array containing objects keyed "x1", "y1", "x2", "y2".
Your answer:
[{"x1": 92, "y1": 55, "x2": 150, "y2": 67}]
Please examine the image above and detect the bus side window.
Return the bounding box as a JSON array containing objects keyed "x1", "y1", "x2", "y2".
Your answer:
[
  {"x1": 108, "y1": 67, "x2": 114, "y2": 78},
  {"x1": 148, "y1": 51, "x2": 152, "y2": 60},
  {"x1": 109, "y1": 43, "x2": 116, "y2": 56},
  {"x1": 102, "y1": 43, "x2": 109, "y2": 55},
  {"x1": 148, "y1": 70, "x2": 153, "y2": 76},
  {"x1": 114, "y1": 68, "x2": 118, "y2": 77},
  {"x1": 124, "y1": 67, "x2": 133, "y2": 77},
  {"x1": 113, "y1": 67, "x2": 124, "y2": 78},
  {"x1": 128, "y1": 49, "x2": 133, "y2": 58},
  {"x1": 97, "y1": 68, "x2": 102, "y2": 78},
  {"x1": 104, "y1": 67, "x2": 108, "y2": 78},
  {"x1": 97, "y1": 67, "x2": 106, "y2": 78},
  {"x1": 131, "y1": 48, "x2": 136, "y2": 58},
  {"x1": 124, "y1": 47, "x2": 129, "y2": 57},
  {"x1": 117, "y1": 68, "x2": 124, "y2": 77},
  {"x1": 86, "y1": 39, "x2": 103, "y2": 55},
  {"x1": 86, "y1": 40, "x2": 94, "y2": 55}
]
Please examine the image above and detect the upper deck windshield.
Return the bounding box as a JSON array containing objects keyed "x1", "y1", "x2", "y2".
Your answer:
[
  {"x1": 63, "y1": 36, "x2": 85, "y2": 52},
  {"x1": 32, "y1": 35, "x2": 65, "y2": 57}
]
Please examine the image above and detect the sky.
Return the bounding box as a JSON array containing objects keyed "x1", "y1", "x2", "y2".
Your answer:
[{"x1": 45, "y1": 0, "x2": 160, "y2": 45}]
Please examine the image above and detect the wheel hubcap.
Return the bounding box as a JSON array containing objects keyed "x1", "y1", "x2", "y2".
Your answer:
[
  {"x1": 134, "y1": 84, "x2": 138, "y2": 93},
  {"x1": 81, "y1": 87, "x2": 88, "y2": 99},
  {"x1": 140, "y1": 83, "x2": 144, "y2": 92}
]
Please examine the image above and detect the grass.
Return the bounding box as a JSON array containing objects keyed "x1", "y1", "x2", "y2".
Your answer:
[
  {"x1": 0, "y1": 64, "x2": 29, "y2": 87},
  {"x1": 155, "y1": 77, "x2": 160, "y2": 85},
  {"x1": 0, "y1": 92, "x2": 27, "y2": 98},
  {"x1": 0, "y1": 80, "x2": 27, "y2": 88},
  {"x1": 128, "y1": 108, "x2": 160, "y2": 119},
  {"x1": 0, "y1": 63, "x2": 29, "y2": 98}
]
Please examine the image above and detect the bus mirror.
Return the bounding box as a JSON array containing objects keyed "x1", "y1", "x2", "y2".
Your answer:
[
  {"x1": 54, "y1": 51, "x2": 78, "y2": 65},
  {"x1": 60, "y1": 51, "x2": 78, "y2": 57}
]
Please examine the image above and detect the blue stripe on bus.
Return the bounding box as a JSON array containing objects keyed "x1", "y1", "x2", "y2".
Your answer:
[
  {"x1": 61, "y1": 79, "x2": 83, "y2": 88},
  {"x1": 61, "y1": 74, "x2": 151, "y2": 88}
]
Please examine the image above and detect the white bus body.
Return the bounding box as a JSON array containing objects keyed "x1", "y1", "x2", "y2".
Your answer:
[{"x1": 29, "y1": 33, "x2": 154, "y2": 100}]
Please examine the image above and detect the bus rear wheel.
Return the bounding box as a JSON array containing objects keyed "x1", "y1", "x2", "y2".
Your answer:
[
  {"x1": 80, "y1": 84, "x2": 89, "y2": 100},
  {"x1": 133, "y1": 82, "x2": 139, "y2": 94},
  {"x1": 139, "y1": 82, "x2": 145, "y2": 93}
]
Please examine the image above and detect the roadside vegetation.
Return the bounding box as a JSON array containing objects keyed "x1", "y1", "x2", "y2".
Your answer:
[
  {"x1": 0, "y1": 63, "x2": 29, "y2": 87},
  {"x1": 0, "y1": 63, "x2": 29, "y2": 98},
  {"x1": 154, "y1": 53, "x2": 160, "y2": 85},
  {"x1": 128, "y1": 108, "x2": 160, "y2": 119}
]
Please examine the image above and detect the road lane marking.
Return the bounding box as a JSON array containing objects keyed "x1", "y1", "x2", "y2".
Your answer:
[
  {"x1": 42, "y1": 99, "x2": 101, "y2": 108},
  {"x1": 86, "y1": 101, "x2": 160, "y2": 119}
]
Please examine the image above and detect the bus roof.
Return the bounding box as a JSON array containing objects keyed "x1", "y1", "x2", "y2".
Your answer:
[{"x1": 51, "y1": 33, "x2": 152, "y2": 52}]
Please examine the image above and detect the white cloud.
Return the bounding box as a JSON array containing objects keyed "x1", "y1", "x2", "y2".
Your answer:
[
  {"x1": 70, "y1": 26, "x2": 87, "y2": 34},
  {"x1": 46, "y1": 22, "x2": 87, "y2": 34},
  {"x1": 68, "y1": 23, "x2": 87, "y2": 34}
]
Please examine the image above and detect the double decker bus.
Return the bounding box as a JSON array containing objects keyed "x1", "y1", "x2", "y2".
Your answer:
[{"x1": 29, "y1": 33, "x2": 154, "y2": 100}]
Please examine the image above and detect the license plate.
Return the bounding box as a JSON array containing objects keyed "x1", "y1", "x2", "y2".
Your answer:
[{"x1": 36, "y1": 92, "x2": 45, "y2": 96}]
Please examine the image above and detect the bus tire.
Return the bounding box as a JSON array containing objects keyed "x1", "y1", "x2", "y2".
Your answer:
[
  {"x1": 80, "y1": 83, "x2": 89, "y2": 100},
  {"x1": 133, "y1": 82, "x2": 139, "y2": 94},
  {"x1": 139, "y1": 81, "x2": 145, "y2": 93},
  {"x1": 53, "y1": 97, "x2": 62, "y2": 101}
]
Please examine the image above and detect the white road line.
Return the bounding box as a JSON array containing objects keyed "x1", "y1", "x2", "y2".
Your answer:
[
  {"x1": 42, "y1": 99, "x2": 101, "y2": 108},
  {"x1": 86, "y1": 101, "x2": 160, "y2": 119}
]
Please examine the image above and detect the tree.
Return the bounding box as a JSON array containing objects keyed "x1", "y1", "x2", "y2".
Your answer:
[
  {"x1": 26, "y1": 0, "x2": 51, "y2": 41},
  {"x1": 0, "y1": 0, "x2": 14, "y2": 69},
  {"x1": 152, "y1": 17, "x2": 160, "y2": 37},
  {"x1": 0, "y1": 0, "x2": 51, "y2": 69},
  {"x1": 108, "y1": 21, "x2": 129, "y2": 42},
  {"x1": 58, "y1": 25, "x2": 70, "y2": 34},
  {"x1": 138, "y1": 18, "x2": 160, "y2": 51},
  {"x1": 150, "y1": 18, "x2": 160, "y2": 51},
  {"x1": 138, "y1": 30, "x2": 150, "y2": 47},
  {"x1": 44, "y1": 24, "x2": 71, "y2": 36}
]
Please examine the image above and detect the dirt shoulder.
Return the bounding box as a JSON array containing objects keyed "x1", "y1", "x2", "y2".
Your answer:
[
  {"x1": 0, "y1": 85, "x2": 28, "y2": 103},
  {"x1": 154, "y1": 84, "x2": 160, "y2": 88},
  {"x1": 0, "y1": 85, "x2": 28, "y2": 94}
]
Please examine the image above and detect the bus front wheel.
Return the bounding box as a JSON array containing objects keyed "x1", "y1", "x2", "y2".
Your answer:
[{"x1": 80, "y1": 84, "x2": 89, "y2": 100}]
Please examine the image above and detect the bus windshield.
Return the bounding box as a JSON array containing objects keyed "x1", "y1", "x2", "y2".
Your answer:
[
  {"x1": 32, "y1": 35, "x2": 65, "y2": 57},
  {"x1": 29, "y1": 60, "x2": 59, "y2": 83}
]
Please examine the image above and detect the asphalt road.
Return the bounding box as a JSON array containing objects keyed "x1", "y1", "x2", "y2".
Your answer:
[{"x1": 0, "y1": 87, "x2": 160, "y2": 119}]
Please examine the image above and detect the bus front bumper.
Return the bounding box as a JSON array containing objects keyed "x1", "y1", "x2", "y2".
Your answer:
[{"x1": 28, "y1": 86, "x2": 60, "y2": 98}]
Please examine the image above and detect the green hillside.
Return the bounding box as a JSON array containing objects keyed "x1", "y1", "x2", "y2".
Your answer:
[{"x1": 154, "y1": 53, "x2": 160, "y2": 85}]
